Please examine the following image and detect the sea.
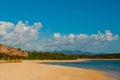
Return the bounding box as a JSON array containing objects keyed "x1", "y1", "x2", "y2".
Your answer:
[{"x1": 45, "y1": 60, "x2": 120, "y2": 79}]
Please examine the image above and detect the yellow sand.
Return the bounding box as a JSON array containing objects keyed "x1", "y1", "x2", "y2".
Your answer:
[{"x1": 0, "y1": 60, "x2": 116, "y2": 80}]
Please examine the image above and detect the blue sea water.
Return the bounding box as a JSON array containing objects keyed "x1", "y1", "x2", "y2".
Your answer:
[{"x1": 45, "y1": 60, "x2": 120, "y2": 79}]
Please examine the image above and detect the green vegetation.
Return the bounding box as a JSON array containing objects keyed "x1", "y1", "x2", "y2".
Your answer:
[
  {"x1": 75, "y1": 53, "x2": 120, "y2": 59},
  {"x1": 0, "y1": 51, "x2": 120, "y2": 60},
  {"x1": 92, "y1": 53, "x2": 120, "y2": 59},
  {"x1": 24, "y1": 51, "x2": 120, "y2": 60},
  {"x1": 24, "y1": 51, "x2": 78, "y2": 60}
]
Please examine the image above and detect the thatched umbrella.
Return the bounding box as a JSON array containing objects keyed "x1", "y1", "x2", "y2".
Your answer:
[
  {"x1": 0, "y1": 44, "x2": 9, "y2": 55},
  {"x1": 0, "y1": 44, "x2": 28, "y2": 62}
]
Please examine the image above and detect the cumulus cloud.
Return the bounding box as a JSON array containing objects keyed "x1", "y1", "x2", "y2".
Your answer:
[
  {"x1": 0, "y1": 21, "x2": 42, "y2": 50},
  {"x1": 76, "y1": 34, "x2": 88, "y2": 39},
  {"x1": 53, "y1": 30, "x2": 119, "y2": 41},
  {"x1": 68, "y1": 33, "x2": 75, "y2": 39},
  {"x1": 0, "y1": 21, "x2": 14, "y2": 36},
  {"x1": 53, "y1": 33, "x2": 61, "y2": 39},
  {"x1": 91, "y1": 30, "x2": 119, "y2": 41},
  {"x1": 48, "y1": 30, "x2": 119, "y2": 52},
  {"x1": 0, "y1": 21, "x2": 119, "y2": 53}
]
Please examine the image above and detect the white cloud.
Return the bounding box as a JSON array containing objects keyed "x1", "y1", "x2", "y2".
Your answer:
[
  {"x1": 49, "y1": 30, "x2": 119, "y2": 52},
  {"x1": 53, "y1": 33, "x2": 61, "y2": 39},
  {"x1": 0, "y1": 21, "x2": 42, "y2": 50},
  {"x1": 0, "y1": 21, "x2": 14, "y2": 36},
  {"x1": 76, "y1": 34, "x2": 88, "y2": 39},
  {"x1": 33, "y1": 22, "x2": 42, "y2": 30},
  {"x1": 68, "y1": 33, "x2": 75, "y2": 39},
  {"x1": 0, "y1": 21, "x2": 119, "y2": 53},
  {"x1": 53, "y1": 30, "x2": 118, "y2": 42},
  {"x1": 91, "y1": 30, "x2": 119, "y2": 41}
]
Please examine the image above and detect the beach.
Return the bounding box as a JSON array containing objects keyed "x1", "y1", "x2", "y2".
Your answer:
[{"x1": 0, "y1": 60, "x2": 116, "y2": 80}]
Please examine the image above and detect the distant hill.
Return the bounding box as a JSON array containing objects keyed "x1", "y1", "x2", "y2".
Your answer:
[{"x1": 52, "y1": 50, "x2": 95, "y2": 55}]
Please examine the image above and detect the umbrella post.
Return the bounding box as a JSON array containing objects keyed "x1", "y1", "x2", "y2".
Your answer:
[
  {"x1": 7, "y1": 56, "x2": 10, "y2": 63},
  {"x1": 18, "y1": 57, "x2": 22, "y2": 62},
  {"x1": 15, "y1": 58, "x2": 17, "y2": 63},
  {"x1": 12, "y1": 58, "x2": 14, "y2": 63},
  {"x1": 16, "y1": 57, "x2": 18, "y2": 63},
  {"x1": 2, "y1": 57, "x2": 4, "y2": 63},
  {"x1": 12, "y1": 56, "x2": 16, "y2": 63},
  {"x1": 18, "y1": 57, "x2": 20, "y2": 62}
]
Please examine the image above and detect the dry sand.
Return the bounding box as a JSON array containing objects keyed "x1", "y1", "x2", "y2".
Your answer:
[{"x1": 0, "y1": 60, "x2": 116, "y2": 80}]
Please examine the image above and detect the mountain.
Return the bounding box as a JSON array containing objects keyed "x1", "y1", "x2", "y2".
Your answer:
[{"x1": 53, "y1": 50, "x2": 95, "y2": 55}]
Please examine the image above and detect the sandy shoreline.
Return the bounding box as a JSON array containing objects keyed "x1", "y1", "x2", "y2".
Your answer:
[{"x1": 0, "y1": 60, "x2": 117, "y2": 80}]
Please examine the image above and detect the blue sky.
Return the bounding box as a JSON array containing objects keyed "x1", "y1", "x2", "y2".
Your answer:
[{"x1": 0, "y1": 0, "x2": 120, "y2": 53}]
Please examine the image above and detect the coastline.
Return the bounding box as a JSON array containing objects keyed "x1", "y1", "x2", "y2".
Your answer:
[{"x1": 0, "y1": 60, "x2": 117, "y2": 80}]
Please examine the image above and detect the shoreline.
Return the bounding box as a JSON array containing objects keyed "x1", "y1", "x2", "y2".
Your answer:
[
  {"x1": 36, "y1": 59, "x2": 119, "y2": 80},
  {"x1": 27, "y1": 58, "x2": 120, "y2": 63},
  {"x1": 0, "y1": 60, "x2": 117, "y2": 80},
  {"x1": 28, "y1": 59, "x2": 118, "y2": 80}
]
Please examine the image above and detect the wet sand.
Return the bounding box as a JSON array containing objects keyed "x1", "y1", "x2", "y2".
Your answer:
[{"x1": 0, "y1": 60, "x2": 116, "y2": 80}]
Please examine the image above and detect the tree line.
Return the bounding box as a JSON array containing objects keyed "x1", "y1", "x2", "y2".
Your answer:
[
  {"x1": 24, "y1": 51, "x2": 120, "y2": 60},
  {"x1": 0, "y1": 51, "x2": 120, "y2": 60},
  {"x1": 24, "y1": 51, "x2": 77, "y2": 60}
]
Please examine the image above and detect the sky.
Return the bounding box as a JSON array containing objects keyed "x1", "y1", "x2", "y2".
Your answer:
[{"x1": 0, "y1": 0, "x2": 120, "y2": 53}]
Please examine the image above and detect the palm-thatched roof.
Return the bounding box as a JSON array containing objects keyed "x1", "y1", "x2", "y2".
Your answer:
[{"x1": 0, "y1": 44, "x2": 28, "y2": 57}]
